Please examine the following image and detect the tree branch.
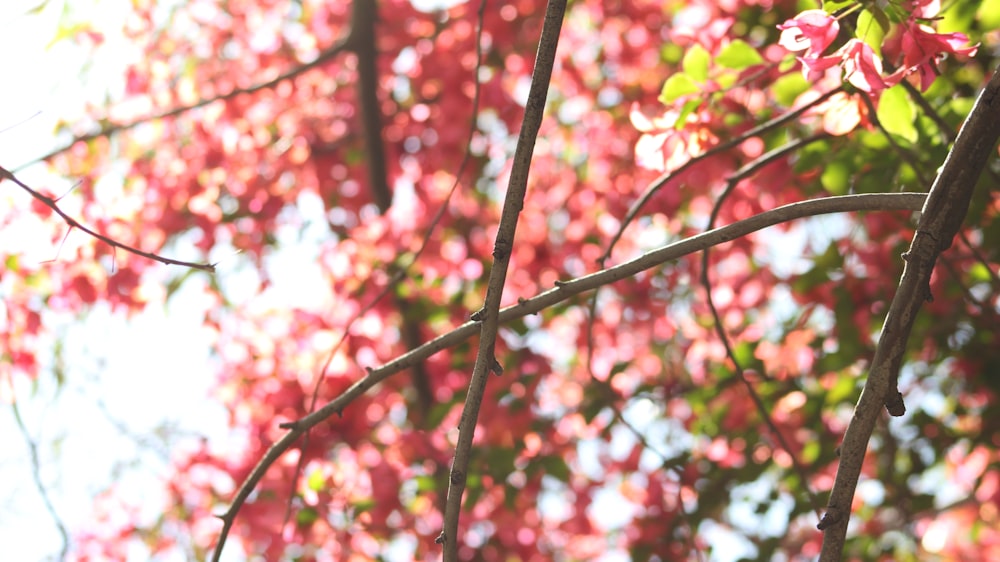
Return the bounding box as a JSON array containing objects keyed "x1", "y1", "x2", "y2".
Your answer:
[
  {"x1": 700, "y1": 133, "x2": 831, "y2": 519},
  {"x1": 9, "y1": 390, "x2": 69, "y2": 561},
  {"x1": 0, "y1": 167, "x2": 216, "y2": 272},
  {"x1": 352, "y1": 0, "x2": 392, "y2": 212},
  {"x1": 599, "y1": 86, "x2": 843, "y2": 263},
  {"x1": 818, "y1": 65, "x2": 1000, "y2": 561},
  {"x1": 439, "y1": 0, "x2": 566, "y2": 557},
  {"x1": 207, "y1": 191, "x2": 926, "y2": 561},
  {"x1": 22, "y1": 34, "x2": 354, "y2": 169}
]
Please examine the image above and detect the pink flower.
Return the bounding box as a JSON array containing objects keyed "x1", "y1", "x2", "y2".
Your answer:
[
  {"x1": 777, "y1": 10, "x2": 840, "y2": 60},
  {"x1": 796, "y1": 38, "x2": 896, "y2": 96},
  {"x1": 895, "y1": 20, "x2": 978, "y2": 91},
  {"x1": 798, "y1": 52, "x2": 842, "y2": 82},
  {"x1": 840, "y1": 39, "x2": 893, "y2": 96},
  {"x1": 907, "y1": 0, "x2": 941, "y2": 19},
  {"x1": 629, "y1": 103, "x2": 718, "y2": 173}
]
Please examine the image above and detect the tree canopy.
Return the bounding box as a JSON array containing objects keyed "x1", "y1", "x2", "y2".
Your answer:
[{"x1": 3, "y1": 0, "x2": 1000, "y2": 560}]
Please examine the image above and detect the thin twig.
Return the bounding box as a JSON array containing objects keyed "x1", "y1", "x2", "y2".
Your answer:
[
  {"x1": 1, "y1": 166, "x2": 215, "y2": 272},
  {"x1": 699, "y1": 134, "x2": 830, "y2": 518},
  {"x1": 207, "y1": 191, "x2": 926, "y2": 561},
  {"x1": 20, "y1": 40, "x2": 354, "y2": 169},
  {"x1": 8, "y1": 386, "x2": 70, "y2": 561},
  {"x1": 818, "y1": 64, "x2": 1000, "y2": 561}
]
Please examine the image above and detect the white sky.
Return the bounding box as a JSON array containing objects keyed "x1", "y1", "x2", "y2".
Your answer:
[{"x1": 0, "y1": 2, "x2": 229, "y2": 561}]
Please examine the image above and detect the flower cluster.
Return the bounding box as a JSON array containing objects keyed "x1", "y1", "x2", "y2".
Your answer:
[{"x1": 778, "y1": 4, "x2": 977, "y2": 97}]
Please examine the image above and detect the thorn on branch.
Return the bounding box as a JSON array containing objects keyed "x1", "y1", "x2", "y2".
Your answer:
[
  {"x1": 470, "y1": 308, "x2": 485, "y2": 321},
  {"x1": 279, "y1": 421, "x2": 298, "y2": 430},
  {"x1": 554, "y1": 279, "x2": 567, "y2": 287},
  {"x1": 490, "y1": 357, "x2": 504, "y2": 376},
  {"x1": 435, "y1": 532, "x2": 446, "y2": 544},
  {"x1": 817, "y1": 507, "x2": 843, "y2": 530}
]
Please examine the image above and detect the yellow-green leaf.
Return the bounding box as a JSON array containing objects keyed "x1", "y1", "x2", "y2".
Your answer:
[
  {"x1": 856, "y1": 8, "x2": 888, "y2": 55},
  {"x1": 876, "y1": 85, "x2": 918, "y2": 143},
  {"x1": 682, "y1": 44, "x2": 711, "y2": 82},
  {"x1": 716, "y1": 40, "x2": 765, "y2": 70},
  {"x1": 659, "y1": 73, "x2": 700, "y2": 104}
]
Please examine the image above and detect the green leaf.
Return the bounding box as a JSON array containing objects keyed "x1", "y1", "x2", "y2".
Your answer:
[
  {"x1": 539, "y1": 455, "x2": 571, "y2": 482},
  {"x1": 978, "y1": 0, "x2": 1000, "y2": 29},
  {"x1": 732, "y1": 341, "x2": 756, "y2": 366},
  {"x1": 822, "y1": 0, "x2": 855, "y2": 14},
  {"x1": 296, "y1": 506, "x2": 319, "y2": 526},
  {"x1": 825, "y1": 372, "x2": 859, "y2": 405},
  {"x1": 415, "y1": 475, "x2": 438, "y2": 492},
  {"x1": 307, "y1": 469, "x2": 326, "y2": 491},
  {"x1": 660, "y1": 43, "x2": 683, "y2": 64},
  {"x1": 674, "y1": 98, "x2": 702, "y2": 129},
  {"x1": 716, "y1": 40, "x2": 764, "y2": 70},
  {"x1": 876, "y1": 85, "x2": 918, "y2": 143},
  {"x1": 856, "y1": 8, "x2": 888, "y2": 55},
  {"x1": 969, "y1": 262, "x2": 994, "y2": 283},
  {"x1": 821, "y1": 161, "x2": 851, "y2": 195},
  {"x1": 682, "y1": 44, "x2": 711, "y2": 82},
  {"x1": 659, "y1": 73, "x2": 700, "y2": 104},
  {"x1": 352, "y1": 498, "x2": 375, "y2": 514},
  {"x1": 772, "y1": 73, "x2": 810, "y2": 107}
]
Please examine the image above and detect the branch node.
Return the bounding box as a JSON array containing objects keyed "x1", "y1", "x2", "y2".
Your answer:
[
  {"x1": 490, "y1": 357, "x2": 504, "y2": 376},
  {"x1": 884, "y1": 391, "x2": 906, "y2": 417}
]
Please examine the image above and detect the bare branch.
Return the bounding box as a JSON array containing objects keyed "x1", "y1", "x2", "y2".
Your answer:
[
  {"x1": 1, "y1": 167, "x2": 215, "y2": 272},
  {"x1": 818, "y1": 65, "x2": 1000, "y2": 561},
  {"x1": 700, "y1": 133, "x2": 831, "y2": 519},
  {"x1": 353, "y1": 0, "x2": 392, "y2": 212},
  {"x1": 21, "y1": 39, "x2": 353, "y2": 169},
  {"x1": 9, "y1": 391, "x2": 69, "y2": 561},
  {"x1": 208, "y1": 191, "x2": 926, "y2": 561},
  {"x1": 440, "y1": 0, "x2": 566, "y2": 556}
]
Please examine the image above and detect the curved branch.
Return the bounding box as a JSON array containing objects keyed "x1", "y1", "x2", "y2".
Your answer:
[
  {"x1": 1, "y1": 167, "x2": 215, "y2": 272},
  {"x1": 208, "y1": 191, "x2": 926, "y2": 561},
  {"x1": 818, "y1": 65, "x2": 1000, "y2": 561},
  {"x1": 699, "y1": 133, "x2": 830, "y2": 519},
  {"x1": 599, "y1": 86, "x2": 843, "y2": 263}
]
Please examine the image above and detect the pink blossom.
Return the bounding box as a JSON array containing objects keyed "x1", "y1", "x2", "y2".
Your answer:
[
  {"x1": 777, "y1": 10, "x2": 839, "y2": 59},
  {"x1": 908, "y1": 0, "x2": 941, "y2": 19},
  {"x1": 798, "y1": 52, "x2": 842, "y2": 82},
  {"x1": 896, "y1": 21, "x2": 978, "y2": 91},
  {"x1": 840, "y1": 39, "x2": 893, "y2": 96}
]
